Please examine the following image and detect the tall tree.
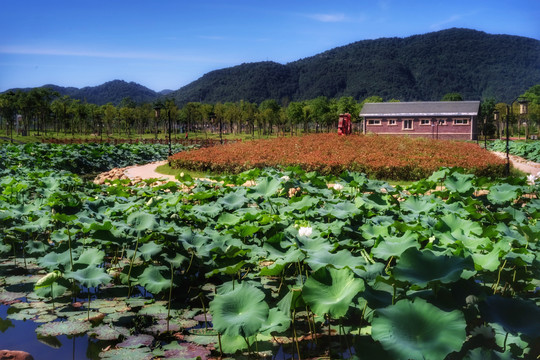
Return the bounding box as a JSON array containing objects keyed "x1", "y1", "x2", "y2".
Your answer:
[
  {"x1": 286, "y1": 101, "x2": 304, "y2": 136},
  {"x1": 259, "y1": 99, "x2": 281, "y2": 135},
  {"x1": 441, "y1": 92, "x2": 464, "y2": 101},
  {"x1": 0, "y1": 91, "x2": 17, "y2": 141}
]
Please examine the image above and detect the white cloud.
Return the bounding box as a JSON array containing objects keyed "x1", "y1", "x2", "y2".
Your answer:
[
  {"x1": 430, "y1": 11, "x2": 478, "y2": 30},
  {"x1": 430, "y1": 14, "x2": 463, "y2": 30},
  {"x1": 0, "y1": 45, "x2": 231, "y2": 64},
  {"x1": 306, "y1": 13, "x2": 348, "y2": 23}
]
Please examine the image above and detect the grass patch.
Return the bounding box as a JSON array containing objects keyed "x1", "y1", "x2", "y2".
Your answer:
[{"x1": 155, "y1": 163, "x2": 215, "y2": 179}]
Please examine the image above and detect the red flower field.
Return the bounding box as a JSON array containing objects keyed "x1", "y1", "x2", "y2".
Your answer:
[{"x1": 169, "y1": 133, "x2": 506, "y2": 180}]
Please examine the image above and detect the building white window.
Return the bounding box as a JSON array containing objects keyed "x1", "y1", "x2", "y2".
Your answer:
[
  {"x1": 388, "y1": 119, "x2": 397, "y2": 125},
  {"x1": 454, "y1": 119, "x2": 469, "y2": 125},
  {"x1": 368, "y1": 119, "x2": 381, "y2": 125},
  {"x1": 420, "y1": 119, "x2": 431, "y2": 125},
  {"x1": 403, "y1": 119, "x2": 413, "y2": 130},
  {"x1": 437, "y1": 119, "x2": 446, "y2": 125}
]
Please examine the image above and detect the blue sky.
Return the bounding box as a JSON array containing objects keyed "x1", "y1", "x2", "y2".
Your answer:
[{"x1": 1, "y1": 0, "x2": 539, "y2": 92}]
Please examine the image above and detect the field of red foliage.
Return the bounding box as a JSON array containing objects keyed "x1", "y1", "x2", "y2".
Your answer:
[{"x1": 169, "y1": 133, "x2": 506, "y2": 180}]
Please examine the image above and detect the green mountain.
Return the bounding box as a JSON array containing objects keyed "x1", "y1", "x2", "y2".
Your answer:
[
  {"x1": 8, "y1": 80, "x2": 159, "y2": 105},
  {"x1": 170, "y1": 28, "x2": 540, "y2": 104}
]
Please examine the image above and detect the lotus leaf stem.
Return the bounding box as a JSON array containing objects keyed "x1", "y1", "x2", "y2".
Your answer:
[
  {"x1": 167, "y1": 263, "x2": 174, "y2": 332},
  {"x1": 292, "y1": 309, "x2": 302, "y2": 360},
  {"x1": 493, "y1": 259, "x2": 507, "y2": 294},
  {"x1": 199, "y1": 292, "x2": 208, "y2": 330},
  {"x1": 87, "y1": 290, "x2": 91, "y2": 320},
  {"x1": 50, "y1": 282, "x2": 55, "y2": 310},
  {"x1": 185, "y1": 250, "x2": 194, "y2": 273},
  {"x1": 67, "y1": 224, "x2": 74, "y2": 271},
  {"x1": 127, "y1": 238, "x2": 140, "y2": 298},
  {"x1": 217, "y1": 332, "x2": 223, "y2": 357}
]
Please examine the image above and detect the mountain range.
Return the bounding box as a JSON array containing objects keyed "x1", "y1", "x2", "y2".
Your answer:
[{"x1": 6, "y1": 28, "x2": 540, "y2": 105}]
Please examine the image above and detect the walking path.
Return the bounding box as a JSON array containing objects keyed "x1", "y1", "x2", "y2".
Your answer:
[
  {"x1": 124, "y1": 160, "x2": 176, "y2": 181},
  {"x1": 491, "y1": 152, "x2": 540, "y2": 176}
]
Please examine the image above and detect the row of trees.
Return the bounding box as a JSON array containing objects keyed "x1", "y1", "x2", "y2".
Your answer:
[{"x1": 1, "y1": 86, "x2": 539, "y2": 141}]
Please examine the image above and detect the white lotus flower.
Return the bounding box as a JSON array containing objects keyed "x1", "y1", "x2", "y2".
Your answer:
[
  {"x1": 527, "y1": 174, "x2": 536, "y2": 185},
  {"x1": 298, "y1": 226, "x2": 313, "y2": 237},
  {"x1": 333, "y1": 183, "x2": 344, "y2": 191},
  {"x1": 280, "y1": 175, "x2": 290, "y2": 181}
]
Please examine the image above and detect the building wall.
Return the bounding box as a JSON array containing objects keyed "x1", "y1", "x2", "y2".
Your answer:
[{"x1": 363, "y1": 116, "x2": 476, "y2": 140}]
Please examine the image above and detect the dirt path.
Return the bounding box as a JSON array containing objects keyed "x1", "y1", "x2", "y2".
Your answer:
[
  {"x1": 124, "y1": 160, "x2": 177, "y2": 182},
  {"x1": 491, "y1": 152, "x2": 540, "y2": 176}
]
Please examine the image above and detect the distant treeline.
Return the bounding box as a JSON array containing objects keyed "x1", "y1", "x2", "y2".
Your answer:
[{"x1": 1, "y1": 84, "x2": 539, "y2": 140}]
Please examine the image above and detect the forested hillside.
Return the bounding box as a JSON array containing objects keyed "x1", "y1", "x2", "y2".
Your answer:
[{"x1": 171, "y1": 28, "x2": 540, "y2": 104}]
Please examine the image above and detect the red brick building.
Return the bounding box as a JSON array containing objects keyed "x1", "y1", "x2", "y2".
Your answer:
[{"x1": 360, "y1": 101, "x2": 480, "y2": 140}]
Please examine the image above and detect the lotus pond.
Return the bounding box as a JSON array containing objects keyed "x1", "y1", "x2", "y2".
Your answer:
[{"x1": 1, "y1": 142, "x2": 540, "y2": 359}]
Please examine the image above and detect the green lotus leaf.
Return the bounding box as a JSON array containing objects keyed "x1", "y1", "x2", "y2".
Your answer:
[
  {"x1": 0, "y1": 291, "x2": 25, "y2": 304},
  {"x1": 126, "y1": 211, "x2": 158, "y2": 233},
  {"x1": 209, "y1": 282, "x2": 269, "y2": 337},
  {"x1": 0, "y1": 242, "x2": 12, "y2": 255},
  {"x1": 89, "y1": 324, "x2": 130, "y2": 340},
  {"x1": 393, "y1": 248, "x2": 474, "y2": 286},
  {"x1": 35, "y1": 270, "x2": 62, "y2": 289},
  {"x1": 35, "y1": 320, "x2": 92, "y2": 337},
  {"x1": 438, "y1": 228, "x2": 491, "y2": 249},
  {"x1": 471, "y1": 248, "x2": 501, "y2": 272},
  {"x1": 158, "y1": 341, "x2": 211, "y2": 359},
  {"x1": 288, "y1": 195, "x2": 319, "y2": 212},
  {"x1": 74, "y1": 248, "x2": 105, "y2": 266},
  {"x1": 65, "y1": 265, "x2": 111, "y2": 288},
  {"x1": 162, "y1": 253, "x2": 188, "y2": 268},
  {"x1": 137, "y1": 241, "x2": 163, "y2": 261},
  {"x1": 371, "y1": 231, "x2": 420, "y2": 260},
  {"x1": 360, "y1": 192, "x2": 392, "y2": 211},
  {"x1": 372, "y1": 298, "x2": 466, "y2": 360},
  {"x1": 217, "y1": 212, "x2": 242, "y2": 226},
  {"x1": 306, "y1": 249, "x2": 366, "y2": 272},
  {"x1": 0, "y1": 317, "x2": 14, "y2": 332},
  {"x1": 444, "y1": 172, "x2": 474, "y2": 194},
  {"x1": 302, "y1": 267, "x2": 364, "y2": 319},
  {"x1": 25, "y1": 240, "x2": 47, "y2": 255},
  {"x1": 99, "y1": 347, "x2": 153, "y2": 360},
  {"x1": 137, "y1": 265, "x2": 170, "y2": 295},
  {"x1": 259, "y1": 307, "x2": 291, "y2": 335},
  {"x1": 217, "y1": 190, "x2": 248, "y2": 210},
  {"x1": 220, "y1": 333, "x2": 251, "y2": 353},
  {"x1": 35, "y1": 280, "x2": 68, "y2": 300},
  {"x1": 277, "y1": 286, "x2": 305, "y2": 314},
  {"x1": 436, "y1": 213, "x2": 483, "y2": 236},
  {"x1": 480, "y1": 295, "x2": 540, "y2": 337},
  {"x1": 191, "y1": 203, "x2": 223, "y2": 219},
  {"x1": 361, "y1": 223, "x2": 390, "y2": 239},
  {"x1": 146, "y1": 318, "x2": 181, "y2": 334},
  {"x1": 249, "y1": 177, "x2": 281, "y2": 198},
  {"x1": 487, "y1": 183, "x2": 521, "y2": 204},
  {"x1": 116, "y1": 334, "x2": 155, "y2": 348},
  {"x1": 324, "y1": 201, "x2": 359, "y2": 219},
  {"x1": 38, "y1": 250, "x2": 72, "y2": 271},
  {"x1": 401, "y1": 195, "x2": 438, "y2": 213}
]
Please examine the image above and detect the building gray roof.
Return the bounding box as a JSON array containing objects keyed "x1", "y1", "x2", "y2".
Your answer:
[{"x1": 360, "y1": 101, "x2": 480, "y2": 117}]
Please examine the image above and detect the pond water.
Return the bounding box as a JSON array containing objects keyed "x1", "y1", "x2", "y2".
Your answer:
[{"x1": 0, "y1": 304, "x2": 109, "y2": 360}]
